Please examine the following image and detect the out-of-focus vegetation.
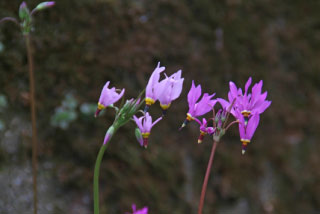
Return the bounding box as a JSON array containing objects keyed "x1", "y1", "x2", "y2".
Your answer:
[
  {"x1": 1, "y1": 0, "x2": 320, "y2": 213},
  {"x1": 0, "y1": 94, "x2": 8, "y2": 131}
]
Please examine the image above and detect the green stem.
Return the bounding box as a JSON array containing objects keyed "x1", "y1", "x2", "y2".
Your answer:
[
  {"x1": 25, "y1": 34, "x2": 38, "y2": 214},
  {"x1": 94, "y1": 141, "x2": 110, "y2": 214}
]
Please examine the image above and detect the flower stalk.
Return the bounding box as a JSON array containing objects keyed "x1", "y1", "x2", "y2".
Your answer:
[
  {"x1": 198, "y1": 140, "x2": 218, "y2": 214},
  {"x1": 93, "y1": 134, "x2": 114, "y2": 214},
  {"x1": 1, "y1": 3, "x2": 55, "y2": 213},
  {"x1": 25, "y1": 34, "x2": 39, "y2": 214}
]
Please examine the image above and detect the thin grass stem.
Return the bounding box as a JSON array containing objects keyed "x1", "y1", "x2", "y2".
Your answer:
[{"x1": 25, "y1": 34, "x2": 38, "y2": 214}]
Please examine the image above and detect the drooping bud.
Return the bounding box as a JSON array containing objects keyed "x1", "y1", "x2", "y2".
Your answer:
[
  {"x1": 214, "y1": 109, "x2": 222, "y2": 124},
  {"x1": 135, "y1": 128, "x2": 143, "y2": 146},
  {"x1": 34, "y1": 2, "x2": 55, "y2": 11},
  {"x1": 19, "y1": 1, "x2": 32, "y2": 35},
  {"x1": 103, "y1": 126, "x2": 115, "y2": 145},
  {"x1": 19, "y1": 2, "x2": 30, "y2": 20},
  {"x1": 221, "y1": 108, "x2": 227, "y2": 123}
]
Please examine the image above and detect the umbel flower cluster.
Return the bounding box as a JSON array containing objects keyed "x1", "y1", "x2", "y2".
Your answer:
[
  {"x1": 95, "y1": 62, "x2": 184, "y2": 148},
  {"x1": 181, "y1": 77, "x2": 271, "y2": 154},
  {"x1": 94, "y1": 62, "x2": 270, "y2": 213}
]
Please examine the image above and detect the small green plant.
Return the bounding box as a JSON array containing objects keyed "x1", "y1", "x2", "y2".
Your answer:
[{"x1": 0, "y1": 2, "x2": 55, "y2": 214}]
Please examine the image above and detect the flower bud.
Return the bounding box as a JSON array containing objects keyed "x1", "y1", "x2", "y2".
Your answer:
[
  {"x1": 220, "y1": 109, "x2": 227, "y2": 123},
  {"x1": 214, "y1": 109, "x2": 222, "y2": 124},
  {"x1": 103, "y1": 126, "x2": 115, "y2": 145},
  {"x1": 34, "y1": 2, "x2": 55, "y2": 11},
  {"x1": 19, "y1": 2, "x2": 30, "y2": 20}
]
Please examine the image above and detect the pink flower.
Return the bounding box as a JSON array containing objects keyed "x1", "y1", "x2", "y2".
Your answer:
[
  {"x1": 95, "y1": 81, "x2": 125, "y2": 117},
  {"x1": 133, "y1": 112, "x2": 162, "y2": 148},
  {"x1": 145, "y1": 62, "x2": 165, "y2": 108},
  {"x1": 187, "y1": 81, "x2": 217, "y2": 118},
  {"x1": 195, "y1": 118, "x2": 215, "y2": 143},
  {"x1": 237, "y1": 111, "x2": 260, "y2": 154},
  {"x1": 218, "y1": 77, "x2": 271, "y2": 120},
  {"x1": 126, "y1": 204, "x2": 148, "y2": 214},
  {"x1": 157, "y1": 70, "x2": 184, "y2": 111},
  {"x1": 180, "y1": 81, "x2": 216, "y2": 129}
]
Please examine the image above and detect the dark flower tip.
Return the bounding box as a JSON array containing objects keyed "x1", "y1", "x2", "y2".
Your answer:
[{"x1": 144, "y1": 105, "x2": 150, "y2": 112}]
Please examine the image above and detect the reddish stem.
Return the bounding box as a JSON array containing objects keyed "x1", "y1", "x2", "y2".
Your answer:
[
  {"x1": 25, "y1": 34, "x2": 38, "y2": 214},
  {"x1": 225, "y1": 120, "x2": 239, "y2": 131},
  {"x1": 198, "y1": 141, "x2": 218, "y2": 214}
]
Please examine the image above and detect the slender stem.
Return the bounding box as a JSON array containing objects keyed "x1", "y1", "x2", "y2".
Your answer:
[
  {"x1": 222, "y1": 98, "x2": 236, "y2": 129},
  {"x1": 212, "y1": 108, "x2": 216, "y2": 128},
  {"x1": 225, "y1": 120, "x2": 239, "y2": 131},
  {"x1": 198, "y1": 141, "x2": 218, "y2": 214},
  {"x1": 25, "y1": 34, "x2": 38, "y2": 214},
  {"x1": 0, "y1": 17, "x2": 19, "y2": 25},
  {"x1": 94, "y1": 142, "x2": 110, "y2": 214}
]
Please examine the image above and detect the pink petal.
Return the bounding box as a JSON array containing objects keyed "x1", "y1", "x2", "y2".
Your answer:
[
  {"x1": 171, "y1": 78, "x2": 184, "y2": 100},
  {"x1": 244, "y1": 77, "x2": 252, "y2": 95},
  {"x1": 155, "y1": 78, "x2": 170, "y2": 104},
  {"x1": 132, "y1": 204, "x2": 137, "y2": 212},
  {"x1": 236, "y1": 112, "x2": 246, "y2": 139},
  {"x1": 146, "y1": 62, "x2": 165, "y2": 99},
  {"x1": 217, "y1": 98, "x2": 230, "y2": 110},
  {"x1": 255, "y1": 100, "x2": 271, "y2": 114},
  {"x1": 187, "y1": 81, "x2": 202, "y2": 107},
  {"x1": 151, "y1": 116, "x2": 162, "y2": 127},
  {"x1": 133, "y1": 115, "x2": 144, "y2": 131},
  {"x1": 144, "y1": 112, "x2": 153, "y2": 132},
  {"x1": 246, "y1": 114, "x2": 260, "y2": 139},
  {"x1": 229, "y1": 81, "x2": 238, "y2": 98},
  {"x1": 193, "y1": 93, "x2": 216, "y2": 116}
]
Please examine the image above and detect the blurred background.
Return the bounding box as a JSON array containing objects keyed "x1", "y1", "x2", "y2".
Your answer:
[{"x1": 1, "y1": 0, "x2": 320, "y2": 213}]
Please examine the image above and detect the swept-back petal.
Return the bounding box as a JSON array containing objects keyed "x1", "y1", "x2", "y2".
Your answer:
[
  {"x1": 254, "y1": 100, "x2": 271, "y2": 114},
  {"x1": 112, "y1": 88, "x2": 125, "y2": 103},
  {"x1": 244, "y1": 77, "x2": 252, "y2": 95},
  {"x1": 133, "y1": 115, "x2": 144, "y2": 131},
  {"x1": 154, "y1": 78, "x2": 170, "y2": 103},
  {"x1": 146, "y1": 62, "x2": 165, "y2": 99},
  {"x1": 229, "y1": 81, "x2": 238, "y2": 98},
  {"x1": 135, "y1": 207, "x2": 148, "y2": 214},
  {"x1": 98, "y1": 81, "x2": 125, "y2": 107},
  {"x1": 193, "y1": 93, "x2": 216, "y2": 116},
  {"x1": 187, "y1": 81, "x2": 201, "y2": 106},
  {"x1": 171, "y1": 76, "x2": 184, "y2": 100},
  {"x1": 98, "y1": 81, "x2": 110, "y2": 103},
  {"x1": 152, "y1": 116, "x2": 162, "y2": 127},
  {"x1": 144, "y1": 112, "x2": 153, "y2": 132}
]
